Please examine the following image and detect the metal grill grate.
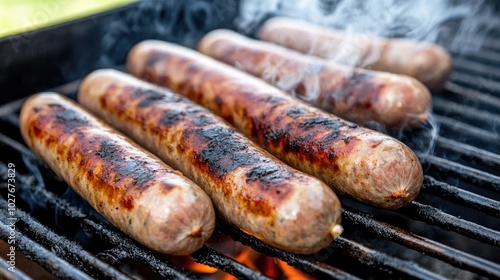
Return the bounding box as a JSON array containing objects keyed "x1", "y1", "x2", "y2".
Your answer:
[{"x1": 1, "y1": 6, "x2": 500, "y2": 280}]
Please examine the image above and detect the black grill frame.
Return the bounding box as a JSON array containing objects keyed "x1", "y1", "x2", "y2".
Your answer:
[{"x1": 1, "y1": 1, "x2": 500, "y2": 279}]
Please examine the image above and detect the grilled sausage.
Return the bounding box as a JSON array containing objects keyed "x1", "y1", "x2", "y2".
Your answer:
[
  {"x1": 19, "y1": 93, "x2": 215, "y2": 255},
  {"x1": 259, "y1": 17, "x2": 453, "y2": 89},
  {"x1": 198, "y1": 29, "x2": 431, "y2": 128},
  {"x1": 78, "y1": 69, "x2": 343, "y2": 255},
  {"x1": 127, "y1": 40, "x2": 423, "y2": 210}
]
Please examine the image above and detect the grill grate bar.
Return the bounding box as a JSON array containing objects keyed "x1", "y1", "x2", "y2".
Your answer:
[
  {"x1": 434, "y1": 115, "x2": 500, "y2": 153},
  {"x1": 216, "y1": 218, "x2": 463, "y2": 280},
  {"x1": 0, "y1": 210, "x2": 93, "y2": 280},
  {"x1": 216, "y1": 220, "x2": 361, "y2": 280},
  {"x1": 432, "y1": 97, "x2": 500, "y2": 131},
  {"x1": 443, "y1": 82, "x2": 500, "y2": 112},
  {"x1": 96, "y1": 246, "x2": 131, "y2": 267},
  {"x1": 397, "y1": 202, "x2": 500, "y2": 246},
  {"x1": 79, "y1": 202, "x2": 278, "y2": 279},
  {"x1": 191, "y1": 246, "x2": 273, "y2": 280},
  {"x1": 467, "y1": 36, "x2": 500, "y2": 52},
  {"x1": 450, "y1": 49, "x2": 500, "y2": 65},
  {"x1": 65, "y1": 208, "x2": 196, "y2": 279},
  {"x1": 3, "y1": 201, "x2": 133, "y2": 280},
  {"x1": 422, "y1": 154, "x2": 500, "y2": 193},
  {"x1": 453, "y1": 59, "x2": 500, "y2": 79},
  {"x1": 449, "y1": 72, "x2": 500, "y2": 95},
  {"x1": 331, "y1": 237, "x2": 446, "y2": 280},
  {"x1": 435, "y1": 137, "x2": 500, "y2": 172},
  {"x1": 0, "y1": 258, "x2": 31, "y2": 280},
  {"x1": 342, "y1": 208, "x2": 500, "y2": 279},
  {"x1": 0, "y1": 133, "x2": 37, "y2": 160},
  {"x1": 422, "y1": 176, "x2": 500, "y2": 218}
]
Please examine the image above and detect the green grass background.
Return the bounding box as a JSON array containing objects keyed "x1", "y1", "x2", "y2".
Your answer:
[{"x1": 0, "y1": 0, "x2": 136, "y2": 37}]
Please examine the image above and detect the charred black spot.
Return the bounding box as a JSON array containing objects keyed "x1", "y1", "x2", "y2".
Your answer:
[
  {"x1": 214, "y1": 95, "x2": 223, "y2": 108},
  {"x1": 146, "y1": 51, "x2": 168, "y2": 68},
  {"x1": 160, "y1": 109, "x2": 185, "y2": 126},
  {"x1": 323, "y1": 130, "x2": 342, "y2": 143},
  {"x1": 190, "y1": 114, "x2": 215, "y2": 126},
  {"x1": 287, "y1": 107, "x2": 307, "y2": 118},
  {"x1": 194, "y1": 126, "x2": 260, "y2": 178},
  {"x1": 263, "y1": 96, "x2": 286, "y2": 104},
  {"x1": 160, "y1": 107, "x2": 204, "y2": 126},
  {"x1": 264, "y1": 128, "x2": 288, "y2": 143},
  {"x1": 285, "y1": 137, "x2": 303, "y2": 153},
  {"x1": 245, "y1": 163, "x2": 292, "y2": 187},
  {"x1": 298, "y1": 116, "x2": 346, "y2": 130},
  {"x1": 342, "y1": 71, "x2": 381, "y2": 109},
  {"x1": 347, "y1": 72, "x2": 374, "y2": 83},
  {"x1": 54, "y1": 109, "x2": 89, "y2": 132},
  {"x1": 116, "y1": 160, "x2": 155, "y2": 186},
  {"x1": 133, "y1": 88, "x2": 184, "y2": 107},
  {"x1": 185, "y1": 64, "x2": 200, "y2": 76},
  {"x1": 96, "y1": 140, "x2": 154, "y2": 185},
  {"x1": 96, "y1": 140, "x2": 122, "y2": 162}
]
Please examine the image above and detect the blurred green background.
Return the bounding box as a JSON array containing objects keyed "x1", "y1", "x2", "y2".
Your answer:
[{"x1": 0, "y1": 0, "x2": 136, "y2": 37}]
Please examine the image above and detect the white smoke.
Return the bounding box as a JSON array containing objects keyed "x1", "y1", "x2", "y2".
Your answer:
[{"x1": 237, "y1": 0, "x2": 498, "y2": 53}]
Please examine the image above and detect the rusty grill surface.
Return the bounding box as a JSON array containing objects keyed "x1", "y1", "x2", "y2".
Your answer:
[{"x1": 1, "y1": 1, "x2": 500, "y2": 279}]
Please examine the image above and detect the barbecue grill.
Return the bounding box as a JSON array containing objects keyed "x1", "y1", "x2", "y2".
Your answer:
[{"x1": 1, "y1": 0, "x2": 499, "y2": 279}]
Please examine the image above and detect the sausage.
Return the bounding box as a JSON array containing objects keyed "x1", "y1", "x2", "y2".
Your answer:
[
  {"x1": 126, "y1": 40, "x2": 423, "y2": 210},
  {"x1": 19, "y1": 93, "x2": 215, "y2": 255},
  {"x1": 78, "y1": 69, "x2": 343, "y2": 255},
  {"x1": 259, "y1": 17, "x2": 453, "y2": 89},
  {"x1": 198, "y1": 29, "x2": 432, "y2": 128}
]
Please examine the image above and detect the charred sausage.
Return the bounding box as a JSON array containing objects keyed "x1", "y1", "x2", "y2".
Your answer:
[
  {"x1": 78, "y1": 69, "x2": 343, "y2": 255},
  {"x1": 259, "y1": 17, "x2": 453, "y2": 89},
  {"x1": 126, "y1": 40, "x2": 423, "y2": 210},
  {"x1": 19, "y1": 93, "x2": 215, "y2": 255},
  {"x1": 198, "y1": 29, "x2": 432, "y2": 128}
]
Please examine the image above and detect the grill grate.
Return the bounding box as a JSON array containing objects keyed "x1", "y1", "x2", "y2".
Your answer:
[{"x1": 1, "y1": 6, "x2": 500, "y2": 280}]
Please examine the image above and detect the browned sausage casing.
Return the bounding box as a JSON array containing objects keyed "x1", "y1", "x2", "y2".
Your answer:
[
  {"x1": 198, "y1": 29, "x2": 432, "y2": 128},
  {"x1": 259, "y1": 17, "x2": 453, "y2": 89},
  {"x1": 19, "y1": 93, "x2": 215, "y2": 255},
  {"x1": 78, "y1": 69, "x2": 343, "y2": 255},
  {"x1": 126, "y1": 40, "x2": 423, "y2": 210}
]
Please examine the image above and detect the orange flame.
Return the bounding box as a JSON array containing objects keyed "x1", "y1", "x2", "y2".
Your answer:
[
  {"x1": 166, "y1": 255, "x2": 218, "y2": 274},
  {"x1": 174, "y1": 233, "x2": 316, "y2": 279}
]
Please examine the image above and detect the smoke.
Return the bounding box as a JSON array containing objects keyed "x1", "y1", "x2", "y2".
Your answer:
[
  {"x1": 237, "y1": 0, "x2": 498, "y2": 53},
  {"x1": 98, "y1": 0, "x2": 238, "y2": 68}
]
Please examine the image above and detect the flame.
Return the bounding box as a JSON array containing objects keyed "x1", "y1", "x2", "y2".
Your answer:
[
  {"x1": 174, "y1": 233, "x2": 316, "y2": 279},
  {"x1": 166, "y1": 255, "x2": 218, "y2": 274},
  {"x1": 275, "y1": 258, "x2": 315, "y2": 280}
]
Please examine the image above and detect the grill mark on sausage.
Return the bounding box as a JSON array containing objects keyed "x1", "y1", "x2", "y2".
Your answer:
[
  {"x1": 135, "y1": 88, "x2": 184, "y2": 107},
  {"x1": 53, "y1": 108, "x2": 89, "y2": 132},
  {"x1": 246, "y1": 163, "x2": 293, "y2": 191},
  {"x1": 287, "y1": 107, "x2": 307, "y2": 118},
  {"x1": 96, "y1": 140, "x2": 156, "y2": 186},
  {"x1": 160, "y1": 107, "x2": 206, "y2": 127},
  {"x1": 145, "y1": 51, "x2": 168, "y2": 68},
  {"x1": 190, "y1": 114, "x2": 216, "y2": 126},
  {"x1": 340, "y1": 72, "x2": 382, "y2": 109},
  {"x1": 29, "y1": 103, "x2": 176, "y2": 211},
  {"x1": 189, "y1": 126, "x2": 260, "y2": 179},
  {"x1": 298, "y1": 116, "x2": 346, "y2": 132}
]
